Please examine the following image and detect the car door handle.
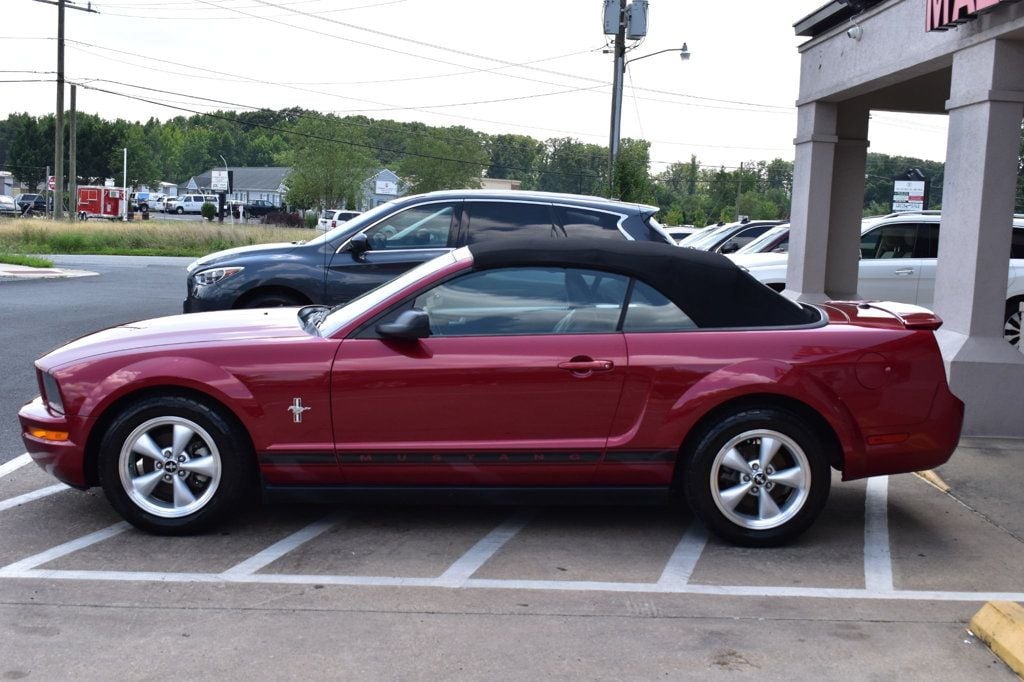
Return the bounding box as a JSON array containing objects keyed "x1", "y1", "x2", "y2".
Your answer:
[
  {"x1": 894, "y1": 268, "x2": 915, "y2": 276},
  {"x1": 558, "y1": 359, "x2": 614, "y2": 372}
]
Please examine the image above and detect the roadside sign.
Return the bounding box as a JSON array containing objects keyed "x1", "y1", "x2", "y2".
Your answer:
[
  {"x1": 211, "y1": 170, "x2": 230, "y2": 192},
  {"x1": 47, "y1": 175, "x2": 55, "y2": 190}
]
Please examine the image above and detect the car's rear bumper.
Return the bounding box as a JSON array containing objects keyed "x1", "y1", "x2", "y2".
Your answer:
[
  {"x1": 845, "y1": 382, "x2": 965, "y2": 480},
  {"x1": 18, "y1": 397, "x2": 91, "y2": 489}
]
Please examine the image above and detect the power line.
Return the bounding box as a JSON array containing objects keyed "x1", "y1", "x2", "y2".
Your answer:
[{"x1": 69, "y1": 80, "x2": 616, "y2": 181}]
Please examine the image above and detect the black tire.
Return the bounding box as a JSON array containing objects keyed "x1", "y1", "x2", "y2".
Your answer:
[
  {"x1": 1005, "y1": 298, "x2": 1023, "y2": 353},
  {"x1": 682, "y1": 408, "x2": 831, "y2": 547},
  {"x1": 97, "y1": 395, "x2": 254, "y2": 535},
  {"x1": 242, "y1": 291, "x2": 304, "y2": 308},
  {"x1": 175, "y1": 206, "x2": 185, "y2": 215},
  {"x1": 139, "y1": 204, "x2": 149, "y2": 214}
]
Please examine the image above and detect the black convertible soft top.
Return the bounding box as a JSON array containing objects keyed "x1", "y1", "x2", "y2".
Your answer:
[{"x1": 469, "y1": 238, "x2": 819, "y2": 328}]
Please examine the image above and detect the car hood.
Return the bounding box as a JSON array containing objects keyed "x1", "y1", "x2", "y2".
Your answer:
[
  {"x1": 41, "y1": 308, "x2": 311, "y2": 369},
  {"x1": 727, "y1": 252, "x2": 789, "y2": 269},
  {"x1": 187, "y1": 241, "x2": 304, "y2": 273}
]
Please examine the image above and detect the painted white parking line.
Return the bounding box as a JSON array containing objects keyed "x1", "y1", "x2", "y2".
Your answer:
[
  {"x1": 864, "y1": 476, "x2": 894, "y2": 592},
  {"x1": 1, "y1": 566, "x2": 1022, "y2": 603},
  {"x1": 0, "y1": 483, "x2": 69, "y2": 513},
  {"x1": 0, "y1": 454, "x2": 31, "y2": 479},
  {"x1": 0, "y1": 522, "x2": 130, "y2": 575},
  {"x1": 436, "y1": 509, "x2": 535, "y2": 587},
  {"x1": 657, "y1": 523, "x2": 709, "y2": 586},
  {"x1": 221, "y1": 512, "x2": 343, "y2": 577}
]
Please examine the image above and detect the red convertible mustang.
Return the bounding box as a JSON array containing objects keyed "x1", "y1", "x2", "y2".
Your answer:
[{"x1": 20, "y1": 240, "x2": 964, "y2": 546}]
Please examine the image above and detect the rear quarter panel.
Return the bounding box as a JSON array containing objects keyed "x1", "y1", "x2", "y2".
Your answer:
[{"x1": 601, "y1": 323, "x2": 957, "y2": 484}]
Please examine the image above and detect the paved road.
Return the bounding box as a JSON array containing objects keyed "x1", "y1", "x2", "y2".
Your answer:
[{"x1": 0, "y1": 255, "x2": 190, "y2": 462}]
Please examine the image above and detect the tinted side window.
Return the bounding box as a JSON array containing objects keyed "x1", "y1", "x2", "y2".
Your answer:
[
  {"x1": 557, "y1": 207, "x2": 623, "y2": 240},
  {"x1": 1012, "y1": 228, "x2": 1024, "y2": 259},
  {"x1": 917, "y1": 223, "x2": 939, "y2": 258},
  {"x1": 363, "y1": 203, "x2": 456, "y2": 250},
  {"x1": 860, "y1": 224, "x2": 918, "y2": 259},
  {"x1": 413, "y1": 267, "x2": 628, "y2": 336},
  {"x1": 465, "y1": 202, "x2": 556, "y2": 244},
  {"x1": 623, "y1": 281, "x2": 697, "y2": 332}
]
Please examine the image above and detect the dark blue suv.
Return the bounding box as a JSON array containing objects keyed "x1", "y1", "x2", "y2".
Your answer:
[{"x1": 184, "y1": 190, "x2": 674, "y2": 312}]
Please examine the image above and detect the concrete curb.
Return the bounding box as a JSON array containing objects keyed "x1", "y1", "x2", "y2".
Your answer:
[
  {"x1": 969, "y1": 601, "x2": 1024, "y2": 676},
  {"x1": 0, "y1": 264, "x2": 98, "y2": 280}
]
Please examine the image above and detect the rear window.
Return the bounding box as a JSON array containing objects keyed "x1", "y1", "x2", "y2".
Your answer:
[{"x1": 556, "y1": 207, "x2": 623, "y2": 240}]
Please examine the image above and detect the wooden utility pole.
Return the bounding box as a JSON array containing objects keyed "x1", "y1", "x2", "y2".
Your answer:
[
  {"x1": 607, "y1": 0, "x2": 627, "y2": 198},
  {"x1": 32, "y1": 0, "x2": 98, "y2": 220},
  {"x1": 69, "y1": 84, "x2": 77, "y2": 221},
  {"x1": 54, "y1": 0, "x2": 64, "y2": 219}
]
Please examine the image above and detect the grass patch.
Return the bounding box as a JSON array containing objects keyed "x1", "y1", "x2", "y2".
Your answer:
[
  {"x1": 0, "y1": 253, "x2": 54, "y2": 268},
  {"x1": 0, "y1": 218, "x2": 314, "y2": 258}
]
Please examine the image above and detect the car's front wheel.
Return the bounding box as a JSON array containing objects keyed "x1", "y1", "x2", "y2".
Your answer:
[
  {"x1": 98, "y1": 395, "x2": 254, "y2": 534},
  {"x1": 683, "y1": 408, "x2": 830, "y2": 547},
  {"x1": 175, "y1": 206, "x2": 184, "y2": 215}
]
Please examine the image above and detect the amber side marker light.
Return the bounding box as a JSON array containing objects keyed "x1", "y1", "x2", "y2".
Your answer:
[
  {"x1": 866, "y1": 433, "x2": 910, "y2": 446},
  {"x1": 29, "y1": 428, "x2": 69, "y2": 442}
]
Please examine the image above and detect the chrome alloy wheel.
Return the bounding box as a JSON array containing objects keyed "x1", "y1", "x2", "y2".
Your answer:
[
  {"x1": 1005, "y1": 309, "x2": 1023, "y2": 353},
  {"x1": 118, "y1": 416, "x2": 222, "y2": 518},
  {"x1": 709, "y1": 429, "x2": 811, "y2": 530}
]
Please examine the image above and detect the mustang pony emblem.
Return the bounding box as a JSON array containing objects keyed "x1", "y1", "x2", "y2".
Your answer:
[{"x1": 287, "y1": 398, "x2": 311, "y2": 423}]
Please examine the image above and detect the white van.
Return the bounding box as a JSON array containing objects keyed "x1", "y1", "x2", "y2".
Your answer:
[{"x1": 173, "y1": 194, "x2": 220, "y2": 214}]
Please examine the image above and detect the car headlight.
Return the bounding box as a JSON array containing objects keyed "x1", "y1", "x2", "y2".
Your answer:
[
  {"x1": 41, "y1": 371, "x2": 64, "y2": 415},
  {"x1": 193, "y1": 266, "x2": 244, "y2": 286}
]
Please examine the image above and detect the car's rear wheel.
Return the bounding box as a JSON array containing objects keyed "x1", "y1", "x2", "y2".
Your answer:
[
  {"x1": 1005, "y1": 298, "x2": 1023, "y2": 353},
  {"x1": 98, "y1": 395, "x2": 253, "y2": 535},
  {"x1": 683, "y1": 408, "x2": 830, "y2": 547}
]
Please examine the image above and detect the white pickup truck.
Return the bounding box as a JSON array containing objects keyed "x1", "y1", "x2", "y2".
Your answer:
[{"x1": 729, "y1": 211, "x2": 1024, "y2": 352}]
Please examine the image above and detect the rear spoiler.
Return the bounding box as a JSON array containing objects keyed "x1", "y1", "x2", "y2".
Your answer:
[
  {"x1": 863, "y1": 301, "x2": 943, "y2": 330},
  {"x1": 825, "y1": 300, "x2": 944, "y2": 330}
]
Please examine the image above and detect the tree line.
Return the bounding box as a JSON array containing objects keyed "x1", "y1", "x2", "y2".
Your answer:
[{"x1": 3, "y1": 108, "x2": 1015, "y2": 221}]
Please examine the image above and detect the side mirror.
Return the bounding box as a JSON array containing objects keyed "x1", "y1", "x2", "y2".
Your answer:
[
  {"x1": 719, "y1": 241, "x2": 740, "y2": 254},
  {"x1": 377, "y1": 310, "x2": 431, "y2": 340},
  {"x1": 349, "y1": 233, "x2": 370, "y2": 260}
]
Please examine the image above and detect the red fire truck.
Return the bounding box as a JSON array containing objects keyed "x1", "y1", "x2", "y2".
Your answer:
[{"x1": 76, "y1": 186, "x2": 125, "y2": 221}]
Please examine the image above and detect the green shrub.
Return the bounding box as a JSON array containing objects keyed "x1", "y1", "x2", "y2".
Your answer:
[
  {"x1": 303, "y1": 211, "x2": 318, "y2": 229},
  {"x1": 201, "y1": 202, "x2": 217, "y2": 221}
]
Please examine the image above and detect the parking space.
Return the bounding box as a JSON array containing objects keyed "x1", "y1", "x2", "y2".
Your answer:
[{"x1": 2, "y1": 452, "x2": 1023, "y2": 605}]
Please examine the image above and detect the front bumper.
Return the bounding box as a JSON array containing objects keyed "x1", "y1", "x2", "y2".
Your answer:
[{"x1": 18, "y1": 397, "x2": 91, "y2": 488}]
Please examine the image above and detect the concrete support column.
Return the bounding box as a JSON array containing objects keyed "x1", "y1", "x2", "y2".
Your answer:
[
  {"x1": 787, "y1": 101, "x2": 870, "y2": 302},
  {"x1": 825, "y1": 104, "x2": 871, "y2": 300},
  {"x1": 934, "y1": 39, "x2": 1024, "y2": 436},
  {"x1": 787, "y1": 102, "x2": 837, "y2": 303}
]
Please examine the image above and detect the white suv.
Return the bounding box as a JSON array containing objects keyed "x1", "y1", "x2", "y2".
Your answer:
[
  {"x1": 317, "y1": 208, "x2": 362, "y2": 232},
  {"x1": 729, "y1": 211, "x2": 1024, "y2": 352}
]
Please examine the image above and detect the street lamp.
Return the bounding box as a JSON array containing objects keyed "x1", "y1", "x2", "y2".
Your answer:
[{"x1": 608, "y1": 42, "x2": 690, "y2": 196}]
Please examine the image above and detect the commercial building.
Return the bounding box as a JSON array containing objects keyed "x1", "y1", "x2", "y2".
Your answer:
[{"x1": 790, "y1": 0, "x2": 1024, "y2": 435}]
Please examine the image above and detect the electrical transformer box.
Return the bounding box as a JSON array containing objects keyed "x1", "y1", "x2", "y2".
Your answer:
[
  {"x1": 626, "y1": 0, "x2": 649, "y2": 39},
  {"x1": 602, "y1": 0, "x2": 619, "y2": 35}
]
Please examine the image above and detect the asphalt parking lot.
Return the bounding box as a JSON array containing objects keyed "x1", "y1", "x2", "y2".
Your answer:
[{"x1": 1, "y1": 256, "x2": 1021, "y2": 679}]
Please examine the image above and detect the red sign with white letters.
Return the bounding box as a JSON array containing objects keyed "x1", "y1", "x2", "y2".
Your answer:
[{"x1": 927, "y1": 0, "x2": 1023, "y2": 31}]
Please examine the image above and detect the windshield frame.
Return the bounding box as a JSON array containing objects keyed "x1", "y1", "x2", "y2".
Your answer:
[
  {"x1": 316, "y1": 250, "x2": 464, "y2": 337},
  {"x1": 304, "y1": 199, "x2": 406, "y2": 248}
]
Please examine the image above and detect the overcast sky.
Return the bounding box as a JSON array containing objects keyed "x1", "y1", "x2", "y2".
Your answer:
[{"x1": 4, "y1": 0, "x2": 949, "y2": 172}]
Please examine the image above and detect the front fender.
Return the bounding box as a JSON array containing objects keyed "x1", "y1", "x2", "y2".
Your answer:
[{"x1": 61, "y1": 354, "x2": 262, "y2": 431}]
